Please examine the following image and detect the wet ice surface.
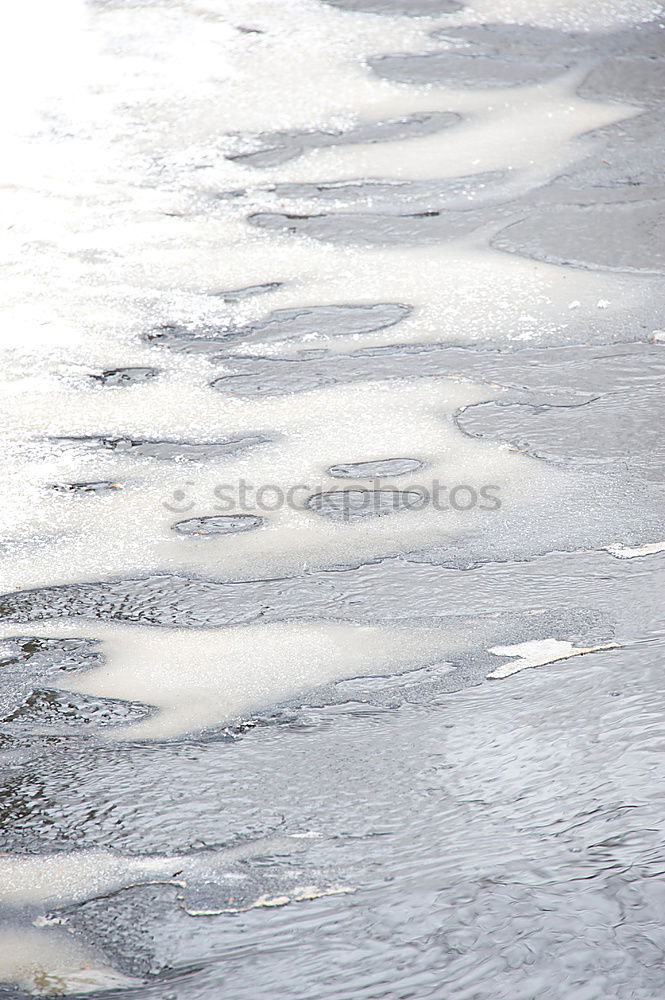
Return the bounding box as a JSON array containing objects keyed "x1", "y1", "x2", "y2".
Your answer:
[
  {"x1": 146, "y1": 303, "x2": 412, "y2": 354},
  {"x1": 50, "y1": 434, "x2": 272, "y2": 462},
  {"x1": 90, "y1": 368, "x2": 160, "y2": 387},
  {"x1": 226, "y1": 111, "x2": 462, "y2": 168},
  {"x1": 1, "y1": 0, "x2": 665, "y2": 996},
  {"x1": 172, "y1": 514, "x2": 264, "y2": 537}
]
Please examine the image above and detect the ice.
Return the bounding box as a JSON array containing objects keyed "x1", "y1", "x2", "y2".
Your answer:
[{"x1": 0, "y1": 619, "x2": 464, "y2": 739}]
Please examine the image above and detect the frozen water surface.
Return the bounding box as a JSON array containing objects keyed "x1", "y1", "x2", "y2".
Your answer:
[{"x1": 1, "y1": 0, "x2": 664, "y2": 996}]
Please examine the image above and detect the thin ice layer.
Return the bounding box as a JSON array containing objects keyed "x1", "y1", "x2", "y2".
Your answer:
[
  {"x1": 0, "y1": 619, "x2": 463, "y2": 739},
  {"x1": 0, "y1": 376, "x2": 561, "y2": 591}
]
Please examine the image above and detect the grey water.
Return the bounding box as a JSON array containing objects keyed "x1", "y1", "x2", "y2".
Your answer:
[{"x1": 0, "y1": 0, "x2": 664, "y2": 997}]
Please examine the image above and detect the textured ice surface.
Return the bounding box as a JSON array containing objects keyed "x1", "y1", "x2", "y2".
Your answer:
[
  {"x1": 10, "y1": 370, "x2": 652, "y2": 593},
  {"x1": 50, "y1": 434, "x2": 272, "y2": 463},
  {"x1": 2, "y1": 1, "x2": 665, "y2": 997},
  {"x1": 172, "y1": 514, "x2": 264, "y2": 537},
  {"x1": 260, "y1": 171, "x2": 509, "y2": 212},
  {"x1": 457, "y1": 383, "x2": 665, "y2": 479},
  {"x1": 0, "y1": 850, "x2": 184, "y2": 907},
  {"x1": 327, "y1": 458, "x2": 425, "y2": 478},
  {"x1": 146, "y1": 303, "x2": 412, "y2": 354},
  {"x1": 50, "y1": 481, "x2": 125, "y2": 495},
  {"x1": 0, "y1": 607, "x2": 617, "y2": 740},
  {"x1": 227, "y1": 112, "x2": 462, "y2": 169},
  {"x1": 215, "y1": 281, "x2": 283, "y2": 302},
  {"x1": 0, "y1": 619, "x2": 473, "y2": 739},
  {"x1": 90, "y1": 367, "x2": 160, "y2": 387},
  {"x1": 3, "y1": 357, "x2": 662, "y2": 592},
  {"x1": 492, "y1": 201, "x2": 665, "y2": 273}
]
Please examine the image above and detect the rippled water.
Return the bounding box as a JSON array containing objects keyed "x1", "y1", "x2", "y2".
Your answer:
[{"x1": 1, "y1": 0, "x2": 664, "y2": 996}]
